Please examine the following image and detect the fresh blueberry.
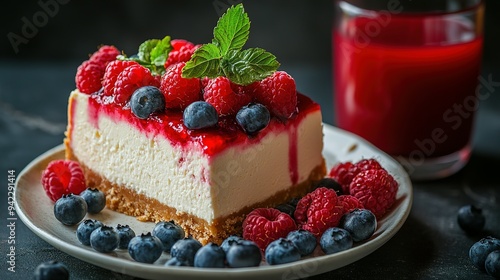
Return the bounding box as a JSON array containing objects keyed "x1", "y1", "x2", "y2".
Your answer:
[
  {"x1": 194, "y1": 243, "x2": 226, "y2": 268},
  {"x1": 90, "y1": 225, "x2": 119, "y2": 253},
  {"x1": 54, "y1": 194, "x2": 87, "y2": 226},
  {"x1": 314, "y1": 177, "x2": 343, "y2": 195},
  {"x1": 236, "y1": 103, "x2": 270, "y2": 135},
  {"x1": 183, "y1": 101, "x2": 218, "y2": 129},
  {"x1": 130, "y1": 86, "x2": 165, "y2": 119},
  {"x1": 287, "y1": 229, "x2": 317, "y2": 256},
  {"x1": 76, "y1": 219, "x2": 103, "y2": 246},
  {"x1": 33, "y1": 260, "x2": 69, "y2": 280},
  {"x1": 320, "y1": 227, "x2": 353, "y2": 254},
  {"x1": 226, "y1": 240, "x2": 261, "y2": 268},
  {"x1": 265, "y1": 238, "x2": 301, "y2": 265},
  {"x1": 170, "y1": 237, "x2": 203, "y2": 266},
  {"x1": 80, "y1": 188, "x2": 106, "y2": 214},
  {"x1": 128, "y1": 232, "x2": 164, "y2": 263},
  {"x1": 116, "y1": 224, "x2": 136, "y2": 249},
  {"x1": 469, "y1": 236, "x2": 500, "y2": 270},
  {"x1": 220, "y1": 235, "x2": 244, "y2": 255},
  {"x1": 152, "y1": 220, "x2": 185, "y2": 252},
  {"x1": 165, "y1": 257, "x2": 190, "y2": 267},
  {"x1": 485, "y1": 250, "x2": 500, "y2": 277},
  {"x1": 275, "y1": 203, "x2": 295, "y2": 217},
  {"x1": 457, "y1": 205, "x2": 485, "y2": 234},
  {"x1": 340, "y1": 208, "x2": 377, "y2": 242}
]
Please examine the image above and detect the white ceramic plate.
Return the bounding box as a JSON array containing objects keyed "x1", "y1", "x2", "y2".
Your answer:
[{"x1": 15, "y1": 124, "x2": 413, "y2": 280}]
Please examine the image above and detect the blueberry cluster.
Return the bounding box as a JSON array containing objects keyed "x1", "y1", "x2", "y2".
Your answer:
[
  {"x1": 129, "y1": 85, "x2": 272, "y2": 136},
  {"x1": 76, "y1": 220, "x2": 136, "y2": 253},
  {"x1": 469, "y1": 236, "x2": 500, "y2": 278},
  {"x1": 319, "y1": 209, "x2": 376, "y2": 255},
  {"x1": 160, "y1": 233, "x2": 263, "y2": 268},
  {"x1": 263, "y1": 208, "x2": 377, "y2": 265},
  {"x1": 265, "y1": 230, "x2": 316, "y2": 265},
  {"x1": 53, "y1": 188, "x2": 106, "y2": 226},
  {"x1": 458, "y1": 204, "x2": 500, "y2": 278}
]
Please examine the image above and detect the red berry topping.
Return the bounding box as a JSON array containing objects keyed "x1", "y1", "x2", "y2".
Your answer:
[
  {"x1": 89, "y1": 45, "x2": 120, "y2": 68},
  {"x1": 243, "y1": 208, "x2": 297, "y2": 251},
  {"x1": 102, "y1": 60, "x2": 140, "y2": 96},
  {"x1": 255, "y1": 71, "x2": 297, "y2": 119},
  {"x1": 200, "y1": 77, "x2": 210, "y2": 88},
  {"x1": 113, "y1": 64, "x2": 159, "y2": 105},
  {"x1": 328, "y1": 161, "x2": 356, "y2": 194},
  {"x1": 164, "y1": 44, "x2": 199, "y2": 69},
  {"x1": 354, "y1": 158, "x2": 383, "y2": 173},
  {"x1": 159, "y1": 62, "x2": 201, "y2": 109},
  {"x1": 329, "y1": 158, "x2": 383, "y2": 194},
  {"x1": 203, "y1": 76, "x2": 252, "y2": 116},
  {"x1": 75, "y1": 60, "x2": 105, "y2": 94},
  {"x1": 294, "y1": 187, "x2": 344, "y2": 238},
  {"x1": 41, "y1": 160, "x2": 86, "y2": 202},
  {"x1": 337, "y1": 195, "x2": 364, "y2": 213},
  {"x1": 171, "y1": 39, "x2": 195, "y2": 51},
  {"x1": 349, "y1": 169, "x2": 398, "y2": 219}
]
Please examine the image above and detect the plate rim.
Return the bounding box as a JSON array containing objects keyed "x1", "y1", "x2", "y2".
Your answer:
[{"x1": 14, "y1": 123, "x2": 413, "y2": 279}]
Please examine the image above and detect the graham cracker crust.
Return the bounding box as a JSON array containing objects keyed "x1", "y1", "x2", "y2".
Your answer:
[{"x1": 65, "y1": 143, "x2": 326, "y2": 245}]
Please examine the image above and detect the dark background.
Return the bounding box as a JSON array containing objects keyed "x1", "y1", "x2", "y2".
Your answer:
[
  {"x1": 1, "y1": 1, "x2": 500, "y2": 279},
  {"x1": 1, "y1": 0, "x2": 333, "y2": 68}
]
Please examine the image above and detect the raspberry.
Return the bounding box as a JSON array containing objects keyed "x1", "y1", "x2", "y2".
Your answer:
[
  {"x1": 102, "y1": 60, "x2": 139, "y2": 96},
  {"x1": 242, "y1": 208, "x2": 297, "y2": 251},
  {"x1": 254, "y1": 71, "x2": 297, "y2": 119},
  {"x1": 201, "y1": 77, "x2": 210, "y2": 88},
  {"x1": 354, "y1": 158, "x2": 383, "y2": 173},
  {"x1": 113, "y1": 64, "x2": 159, "y2": 105},
  {"x1": 164, "y1": 44, "x2": 199, "y2": 69},
  {"x1": 159, "y1": 62, "x2": 201, "y2": 109},
  {"x1": 337, "y1": 195, "x2": 364, "y2": 213},
  {"x1": 75, "y1": 60, "x2": 105, "y2": 94},
  {"x1": 349, "y1": 169, "x2": 398, "y2": 219},
  {"x1": 89, "y1": 45, "x2": 120, "y2": 68},
  {"x1": 203, "y1": 76, "x2": 252, "y2": 116},
  {"x1": 171, "y1": 39, "x2": 195, "y2": 51},
  {"x1": 294, "y1": 187, "x2": 344, "y2": 238},
  {"x1": 41, "y1": 160, "x2": 86, "y2": 202},
  {"x1": 329, "y1": 158, "x2": 383, "y2": 194},
  {"x1": 328, "y1": 161, "x2": 356, "y2": 194}
]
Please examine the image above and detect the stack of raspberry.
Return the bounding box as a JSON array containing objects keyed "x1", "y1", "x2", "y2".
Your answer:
[
  {"x1": 242, "y1": 158, "x2": 399, "y2": 251},
  {"x1": 75, "y1": 40, "x2": 297, "y2": 122}
]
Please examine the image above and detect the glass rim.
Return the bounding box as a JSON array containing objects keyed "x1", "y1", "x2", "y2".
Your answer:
[{"x1": 337, "y1": 0, "x2": 484, "y2": 18}]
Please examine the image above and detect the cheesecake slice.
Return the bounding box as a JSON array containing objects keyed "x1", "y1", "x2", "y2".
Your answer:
[{"x1": 65, "y1": 89, "x2": 325, "y2": 244}]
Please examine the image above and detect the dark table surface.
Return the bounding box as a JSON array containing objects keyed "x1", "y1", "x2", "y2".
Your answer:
[{"x1": 1, "y1": 60, "x2": 499, "y2": 280}]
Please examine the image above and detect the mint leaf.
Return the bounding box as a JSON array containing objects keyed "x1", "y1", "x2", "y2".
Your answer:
[
  {"x1": 221, "y1": 48, "x2": 280, "y2": 85},
  {"x1": 150, "y1": 36, "x2": 172, "y2": 67},
  {"x1": 137, "y1": 39, "x2": 160, "y2": 63},
  {"x1": 213, "y1": 3, "x2": 250, "y2": 56},
  {"x1": 182, "y1": 43, "x2": 222, "y2": 78},
  {"x1": 119, "y1": 36, "x2": 173, "y2": 76},
  {"x1": 183, "y1": 4, "x2": 279, "y2": 85}
]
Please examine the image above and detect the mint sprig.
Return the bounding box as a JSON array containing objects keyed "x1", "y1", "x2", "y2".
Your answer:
[
  {"x1": 213, "y1": 3, "x2": 250, "y2": 56},
  {"x1": 118, "y1": 35, "x2": 172, "y2": 75},
  {"x1": 182, "y1": 4, "x2": 279, "y2": 85}
]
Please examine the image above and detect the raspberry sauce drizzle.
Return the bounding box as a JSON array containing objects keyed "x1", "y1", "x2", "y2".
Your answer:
[
  {"x1": 289, "y1": 123, "x2": 299, "y2": 185},
  {"x1": 85, "y1": 91, "x2": 319, "y2": 186}
]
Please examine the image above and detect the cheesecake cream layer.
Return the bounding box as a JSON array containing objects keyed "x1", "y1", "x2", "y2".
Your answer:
[{"x1": 65, "y1": 90, "x2": 325, "y2": 235}]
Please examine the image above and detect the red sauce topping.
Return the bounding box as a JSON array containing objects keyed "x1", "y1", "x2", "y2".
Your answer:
[{"x1": 86, "y1": 92, "x2": 320, "y2": 159}]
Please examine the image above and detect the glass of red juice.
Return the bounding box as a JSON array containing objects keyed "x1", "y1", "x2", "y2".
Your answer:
[{"x1": 333, "y1": 0, "x2": 484, "y2": 180}]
